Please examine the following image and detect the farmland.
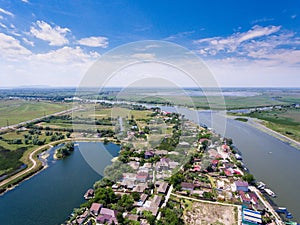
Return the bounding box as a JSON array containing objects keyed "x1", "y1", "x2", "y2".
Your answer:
[{"x1": 0, "y1": 100, "x2": 71, "y2": 127}]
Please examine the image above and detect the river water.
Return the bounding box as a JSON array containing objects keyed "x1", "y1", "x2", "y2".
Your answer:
[
  {"x1": 0, "y1": 142, "x2": 120, "y2": 225},
  {"x1": 161, "y1": 106, "x2": 299, "y2": 222},
  {"x1": 0, "y1": 105, "x2": 299, "y2": 223}
]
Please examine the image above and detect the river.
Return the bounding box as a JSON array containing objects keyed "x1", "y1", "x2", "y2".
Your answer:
[
  {"x1": 161, "y1": 106, "x2": 300, "y2": 222},
  {"x1": 0, "y1": 142, "x2": 120, "y2": 225},
  {"x1": 0, "y1": 105, "x2": 299, "y2": 223}
]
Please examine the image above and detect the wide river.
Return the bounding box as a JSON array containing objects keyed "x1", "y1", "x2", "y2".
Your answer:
[
  {"x1": 0, "y1": 106, "x2": 299, "y2": 223},
  {"x1": 162, "y1": 106, "x2": 300, "y2": 222},
  {"x1": 0, "y1": 142, "x2": 120, "y2": 225}
]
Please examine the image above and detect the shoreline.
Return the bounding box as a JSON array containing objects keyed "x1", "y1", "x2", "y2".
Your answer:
[
  {"x1": 0, "y1": 137, "x2": 119, "y2": 195},
  {"x1": 227, "y1": 115, "x2": 300, "y2": 150}
]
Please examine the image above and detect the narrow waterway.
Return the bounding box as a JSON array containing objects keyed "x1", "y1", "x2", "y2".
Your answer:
[
  {"x1": 162, "y1": 106, "x2": 299, "y2": 222},
  {"x1": 0, "y1": 142, "x2": 120, "y2": 225}
]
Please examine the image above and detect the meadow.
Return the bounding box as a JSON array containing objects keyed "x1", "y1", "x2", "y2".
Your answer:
[{"x1": 0, "y1": 100, "x2": 71, "y2": 127}]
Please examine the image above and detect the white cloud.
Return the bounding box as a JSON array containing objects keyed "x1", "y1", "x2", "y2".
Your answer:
[
  {"x1": 194, "y1": 25, "x2": 282, "y2": 56},
  {"x1": 165, "y1": 31, "x2": 195, "y2": 40},
  {"x1": 22, "y1": 37, "x2": 34, "y2": 46},
  {"x1": 33, "y1": 46, "x2": 100, "y2": 64},
  {"x1": 0, "y1": 22, "x2": 7, "y2": 28},
  {"x1": 30, "y1": 20, "x2": 70, "y2": 46},
  {"x1": 238, "y1": 25, "x2": 280, "y2": 43},
  {"x1": 0, "y1": 8, "x2": 14, "y2": 17},
  {"x1": 291, "y1": 14, "x2": 297, "y2": 19},
  {"x1": 0, "y1": 32, "x2": 31, "y2": 60},
  {"x1": 77, "y1": 36, "x2": 108, "y2": 48},
  {"x1": 21, "y1": 0, "x2": 29, "y2": 3}
]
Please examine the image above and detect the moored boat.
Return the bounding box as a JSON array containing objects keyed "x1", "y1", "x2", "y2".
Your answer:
[{"x1": 265, "y1": 188, "x2": 276, "y2": 197}]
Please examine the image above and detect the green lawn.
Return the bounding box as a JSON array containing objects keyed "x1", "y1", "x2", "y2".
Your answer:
[{"x1": 0, "y1": 100, "x2": 71, "y2": 127}]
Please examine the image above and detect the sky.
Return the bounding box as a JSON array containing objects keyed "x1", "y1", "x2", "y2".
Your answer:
[{"x1": 0, "y1": 0, "x2": 300, "y2": 87}]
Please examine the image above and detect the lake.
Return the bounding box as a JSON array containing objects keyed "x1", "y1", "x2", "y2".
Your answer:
[{"x1": 0, "y1": 142, "x2": 120, "y2": 225}]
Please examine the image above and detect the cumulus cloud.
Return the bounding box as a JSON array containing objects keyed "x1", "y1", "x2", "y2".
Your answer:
[
  {"x1": 77, "y1": 36, "x2": 108, "y2": 48},
  {"x1": 33, "y1": 46, "x2": 100, "y2": 64},
  {"x1": 0, "y1": 8, "x2": 14, "y2": 17},
  {"x1": 22, "y1": 37, "x2": 34, "y2": 46},
  {"x1": 30, "y1": 20, "x2": 70, "y2": 46},
  {"x1": 194, "y1": 25, "x2": 281, "y2": 56},
  {"x1": 0, "y1": 32, "x2": 31, "y2": 60},
  {"x1": 193, "y1": 25, "x2": 300, "y2": 66}
]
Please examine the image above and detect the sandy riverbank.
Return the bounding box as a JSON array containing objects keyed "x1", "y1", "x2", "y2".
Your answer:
[{"x1": 228, "y1": 115, "x2": 300, "y2": 150}]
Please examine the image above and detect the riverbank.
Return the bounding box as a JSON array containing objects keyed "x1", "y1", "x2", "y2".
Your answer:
[
  {"x1": 0, "y1": 138, "x2": 76, "y2": 195},
  {"x1": 227, "y1": 114, "x2": 300, "y2": 150},
  {"x1": 0, "y1": 136, "x2": 121, "y2": 195}
]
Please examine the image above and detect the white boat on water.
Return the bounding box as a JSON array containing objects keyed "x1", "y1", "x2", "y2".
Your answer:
[
  {"x1": 265, "y1": 188, "x2": 276, "y2": 197},
  {"x1": 257, "y1": 181, "x2": 266, "y2": 190}
]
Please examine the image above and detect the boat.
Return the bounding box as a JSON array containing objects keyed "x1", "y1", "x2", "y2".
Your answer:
[
  {"x1": 265, "y1": 188, "x2": 276, "y2": 197},
  {"x1": 257, "y1": 181, "x2": 266, "y2": 190}
]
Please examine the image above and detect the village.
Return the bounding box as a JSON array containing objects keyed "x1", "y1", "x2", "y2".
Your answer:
[{"x1": 65, "y1": 106, "x2": 285, "y2": 225}]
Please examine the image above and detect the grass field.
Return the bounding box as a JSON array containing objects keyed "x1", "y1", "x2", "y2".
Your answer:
[
  {"x1": 75, "y1": 106, "x2": 152, "y2": 120},
  {"x1": 0, "y1": 100, "x2": 71, "y2": 127},
  {"x1": 246, "y1": 108, "x2": 300, "y2": 142},
  {"x1": 117, "y1": 93, "x2": 296, "y2": 109}
]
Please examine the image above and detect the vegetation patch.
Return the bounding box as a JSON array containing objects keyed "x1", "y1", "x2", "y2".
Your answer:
[{"x1": 234, "y1": 117, "x2": 248, "y2": 122}]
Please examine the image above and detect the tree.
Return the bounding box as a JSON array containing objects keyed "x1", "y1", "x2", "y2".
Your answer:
[
  {"x1": 131, "y1": 192, "x2": 140, "y2": 201},
  {"x1": 243, "y1": 173, "x2": 255, "y2": 184},
  {"x1": 117, "y1": 194, "x2": 134, "y2": 211}
]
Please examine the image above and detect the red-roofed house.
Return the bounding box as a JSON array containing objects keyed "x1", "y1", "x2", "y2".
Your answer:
[
  {"x1": 239, "y1": 191, "x2": 251, "y2": 203},
  {"x1": 235, "y1": 181, "x2": 249, "y2": 192},
  {"x1": 90, "y1": 203, "x2": 103, "y2": 216}
]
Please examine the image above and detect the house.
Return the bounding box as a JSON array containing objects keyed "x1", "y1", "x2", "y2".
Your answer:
[
  {"x1": 235, "y1": 181, "x2": 249, "y2": 192},
  {"x1": 84, "y1": 189, "x2": 94, "y2": 200},
  {"x1": 145, "y1": 151, "x2": 154, "y2": 159},
  {"x1": 199, "y1": 138, "x2": 209, "y2": 143},
  {"x1": 152, "y1": 195, "x2": 162, "y2": 206},
  {"x1": 90, "y1": 203, "x2": 103, "y2": 216},
  {"x1": 211, "y1": 160, "x2": 219, "y2": 167},
  {"x1": 169, "y1": 161, "x2": 179, "y2": 169},
  {"x1": 128, "y1": 161, "x2": 140, "y2": 170},
  {"x1": 181, "y1": 182, "x2": 195, "y2": 191},
  {"x1": 97, "y1": 208, "x2": 118, "y2": 225},
  {"x1": 157, "y1": 182, "x2": 169, "y2": 194},
  {"x1": 126, "y1": 214, "x2": 139, "y2": 222},
  {"x1": 133, "y1": 183, "x2": 148, "y2": 193},
  {"x1": 77, "y1": 211, "x2": 89, "y2": 225},
  {"x1": 239, "y1": 190, "x2": 251, "y2": 203},
  {"x1": 136, "y1": 193, "x2": 148, "y2": 206},
  {"x1": 120, "y1": 180, "x2": 135, "y2": 189},
  {"x1": 191, "y1": 164, "x2": 201, "y2": 172},
  {"x1": 155, "y1": 150, "x2": 168, "y2": 156},
  {"x1": 178, "y1": 141, "x2": 190, "y2": 148},
  {"x1": 136, "y1": 172, "x2": 148, "y2": 183}
]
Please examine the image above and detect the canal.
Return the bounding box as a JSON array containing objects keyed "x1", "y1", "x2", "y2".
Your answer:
[{"x1": 0, "y1": 142, "x2": 120, "y2": 225}]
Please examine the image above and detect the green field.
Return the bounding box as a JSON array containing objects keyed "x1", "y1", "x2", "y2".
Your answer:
[
  {"x1": 0, "y1": 100, "x2": 70, "y2": 127},
  {"x1": 246, "y1": 108, "x2": 300, "y2": 142},
  {"x1": 115, "y1": 93, "x2": 297, "y2": 110}
]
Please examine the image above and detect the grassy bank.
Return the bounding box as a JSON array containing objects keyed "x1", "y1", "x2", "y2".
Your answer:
[{"x1": 245, "y1": 108, "x2": 300, "y2": 142}]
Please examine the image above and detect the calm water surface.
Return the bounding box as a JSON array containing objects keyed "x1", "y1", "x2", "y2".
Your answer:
[
  {"x1": 163, "y1": 106, "x2": 299, "y2": 222},
  {"x1": 0, "y1": 142, "x2": 120, "y2": 225}
]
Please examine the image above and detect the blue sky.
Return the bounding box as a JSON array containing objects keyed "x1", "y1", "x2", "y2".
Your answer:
[{"x1": 0, "y1": 0, "x2": 300, "y2": 87}]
